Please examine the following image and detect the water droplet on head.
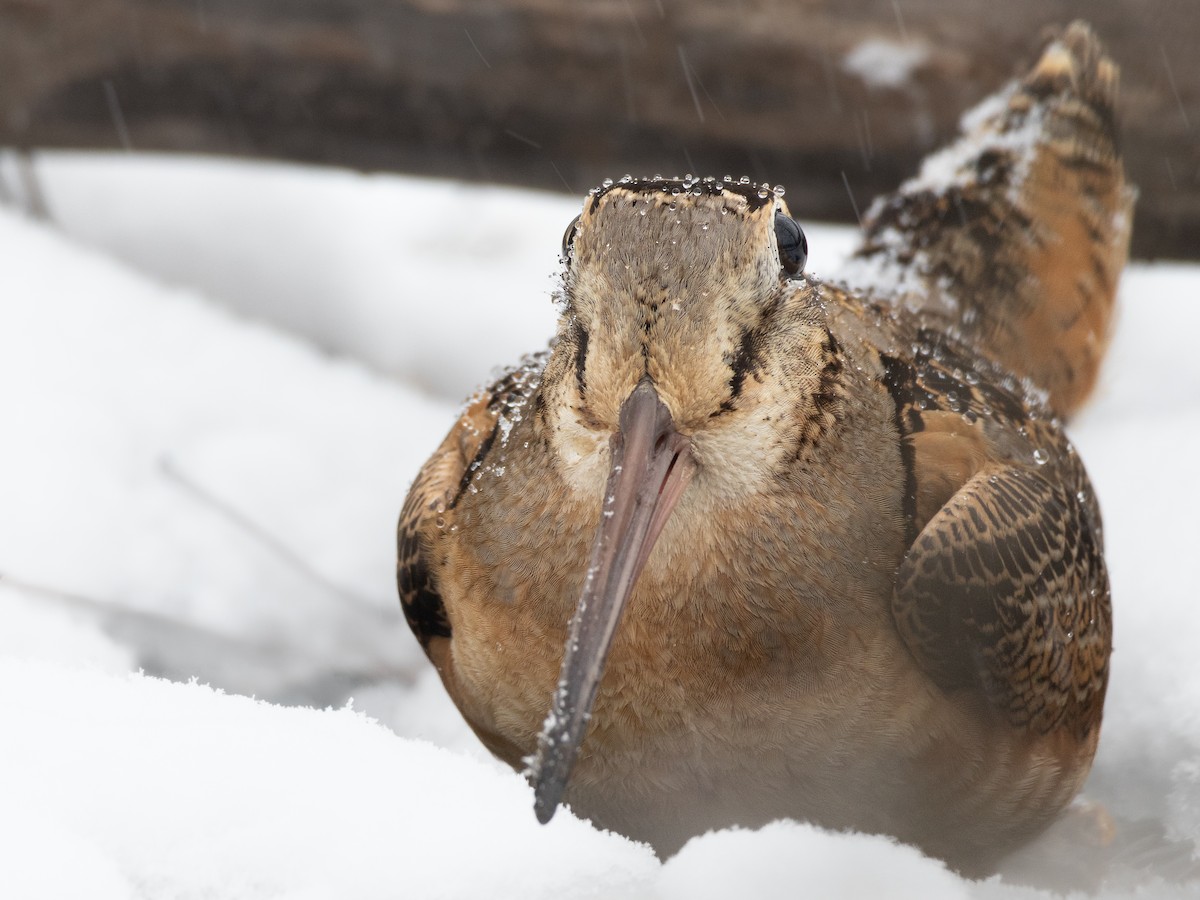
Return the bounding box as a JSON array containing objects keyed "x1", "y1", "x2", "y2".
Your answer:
[
  {"x1": 757, "y1": 188, "x2": 769, "y2": 199},
  {"x1": 738, "y1": 175, "x2": 751, "y2": 184},
  {"x1": 773, "y1": 184, "x2": 786, "y2": 197},
  {"x1": 700, "y1": 221, "x2": 709, "y2": 231},
  {"x1": 601, "y1": 177, "x2": 614, "y2": 188},
  {"x1": 723, "y1": 174, "x2": 733, "y2": 183},
  {"x1": 1032, "y1": 448, "x2": 1049, "y2": 465}
]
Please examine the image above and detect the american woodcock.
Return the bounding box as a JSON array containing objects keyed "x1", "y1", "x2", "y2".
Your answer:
[{"x1": 398, "y1": 22, "x2": 1131, "y2": 873}]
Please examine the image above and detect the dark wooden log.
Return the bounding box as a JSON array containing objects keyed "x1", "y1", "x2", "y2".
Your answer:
[{"x1": 2, "y1": 0, "x2": 1196, "y2": 259}]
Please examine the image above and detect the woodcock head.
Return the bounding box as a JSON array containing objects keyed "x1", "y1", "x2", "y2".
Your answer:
[{"x1": 532, "y1": 175, "x2": 835, "y2": 821}]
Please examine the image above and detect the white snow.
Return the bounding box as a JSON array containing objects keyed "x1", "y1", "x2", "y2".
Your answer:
[
  {"x1": 658, "y1": 824, "x2": 968, "y2": 899},
  {"x1": 1, "y1": 154, "x2": 1198, "y2": 898},
  {"x1": 0, "y1": 660, "x2": 657, "y2": 900},
  {"x1": 832, "y1": 222, "x2": 948, "y2": 310},
  {"x1": 900, "y1": 83, "x2": 1046, "y2": 202},
  {"x1": 843, "y1": 37, "x2": 930, "y2": 90},
  {"x1": 31, "y1": 152, "x2": 567, "y2": 402}
]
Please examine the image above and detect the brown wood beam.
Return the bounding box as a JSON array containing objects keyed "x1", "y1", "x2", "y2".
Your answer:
[{"x1": 2, "y1": 0, "x2": 1196, "y2": 259}]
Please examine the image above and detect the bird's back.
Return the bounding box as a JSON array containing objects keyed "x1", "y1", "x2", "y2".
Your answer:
[{"x1": 838, "y1": 21, "x2": 1134, "y2": 418}]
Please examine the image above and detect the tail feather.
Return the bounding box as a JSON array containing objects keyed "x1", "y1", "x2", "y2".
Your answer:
[{"x1": 837, "y1": 21, "x2": 1135, "y2": 418}]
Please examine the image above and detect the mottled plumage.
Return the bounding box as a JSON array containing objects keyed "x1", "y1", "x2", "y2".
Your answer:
[{"x1": 398, "y1": 23, "x2": 1128, "y2": 873}]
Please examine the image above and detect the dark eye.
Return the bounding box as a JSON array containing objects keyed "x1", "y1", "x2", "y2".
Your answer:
[
  {"x1": 561, "y1": 215, "x2": 581, "y2": 260},
  {"x1": 774, "y1": 213, "x2": 807, "y2": 277}
]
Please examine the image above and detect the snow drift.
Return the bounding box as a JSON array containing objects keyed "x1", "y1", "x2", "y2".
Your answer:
[{"x1": 1, "y1": 155, "x2": 1198, "y2": 898}]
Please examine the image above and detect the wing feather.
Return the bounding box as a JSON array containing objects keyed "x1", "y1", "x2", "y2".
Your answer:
[{"x1": 892, "y1": 465, "x2": 1111, "y2": 739}]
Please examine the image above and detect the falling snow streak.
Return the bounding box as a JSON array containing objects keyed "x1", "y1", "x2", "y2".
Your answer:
[
  {"x1": 891, "y1": 0, "x2": 909, "y2": 42},
  {"x1": 841, "y1": 170, "x2": 863, "y2": 226},
  {"x1": 102, "y1": 80, "x2": 133, "y2": 151},
  {"x1": 677, "y1": 45, "x2": 706, "y2": 124},
  {"x1": 618, "y1": 41, "x2": 638, "y2": 124},
  {"x1": 505, "y1": 130, "x2": 542, "y2": 150},
  {"x1": 1160, "y1": 45, "x2": 1191, "y2": 130},
  {"x1": 464, "y1": 28, "x2": 491, "y2": 69}
]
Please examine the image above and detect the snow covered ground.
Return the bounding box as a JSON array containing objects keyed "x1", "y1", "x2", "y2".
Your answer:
[{"x1": 1, "y1": 153, "x2": 1198, "y2": 898}]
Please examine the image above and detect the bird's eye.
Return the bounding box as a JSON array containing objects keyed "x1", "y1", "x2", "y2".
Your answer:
[
  {"x1": 774, "y1": 213, "x2": 808, "y2": 277},
  {"x1": 561, "y1": 215, "x2": 581, "y2": 260}
]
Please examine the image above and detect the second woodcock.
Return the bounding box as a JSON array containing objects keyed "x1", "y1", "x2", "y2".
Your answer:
[{"x1": 399, "y1": 23, "x2": 1132, "y2": 872}]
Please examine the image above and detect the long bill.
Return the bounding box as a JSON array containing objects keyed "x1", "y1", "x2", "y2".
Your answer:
[{"x1": 532, "y1": 378, "x2": 696, "y2": 823}]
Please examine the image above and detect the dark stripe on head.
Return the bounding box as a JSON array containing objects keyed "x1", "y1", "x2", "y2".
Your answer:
[
  {"x1": 574, "y1": 325, "x2": 589, "y2": 398},
  {"x1": 726, "y1": 327, "x2": 759, "y2": 405},
  {"x1": 451, "y1": 422, "x2": 498, "y2": 508},
  {"x1": 879, "y1": 353, "x2": 922, "y2": 546},
  {"x1": 812, "y1": 329, "x2": 844, "y2": 416}
]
